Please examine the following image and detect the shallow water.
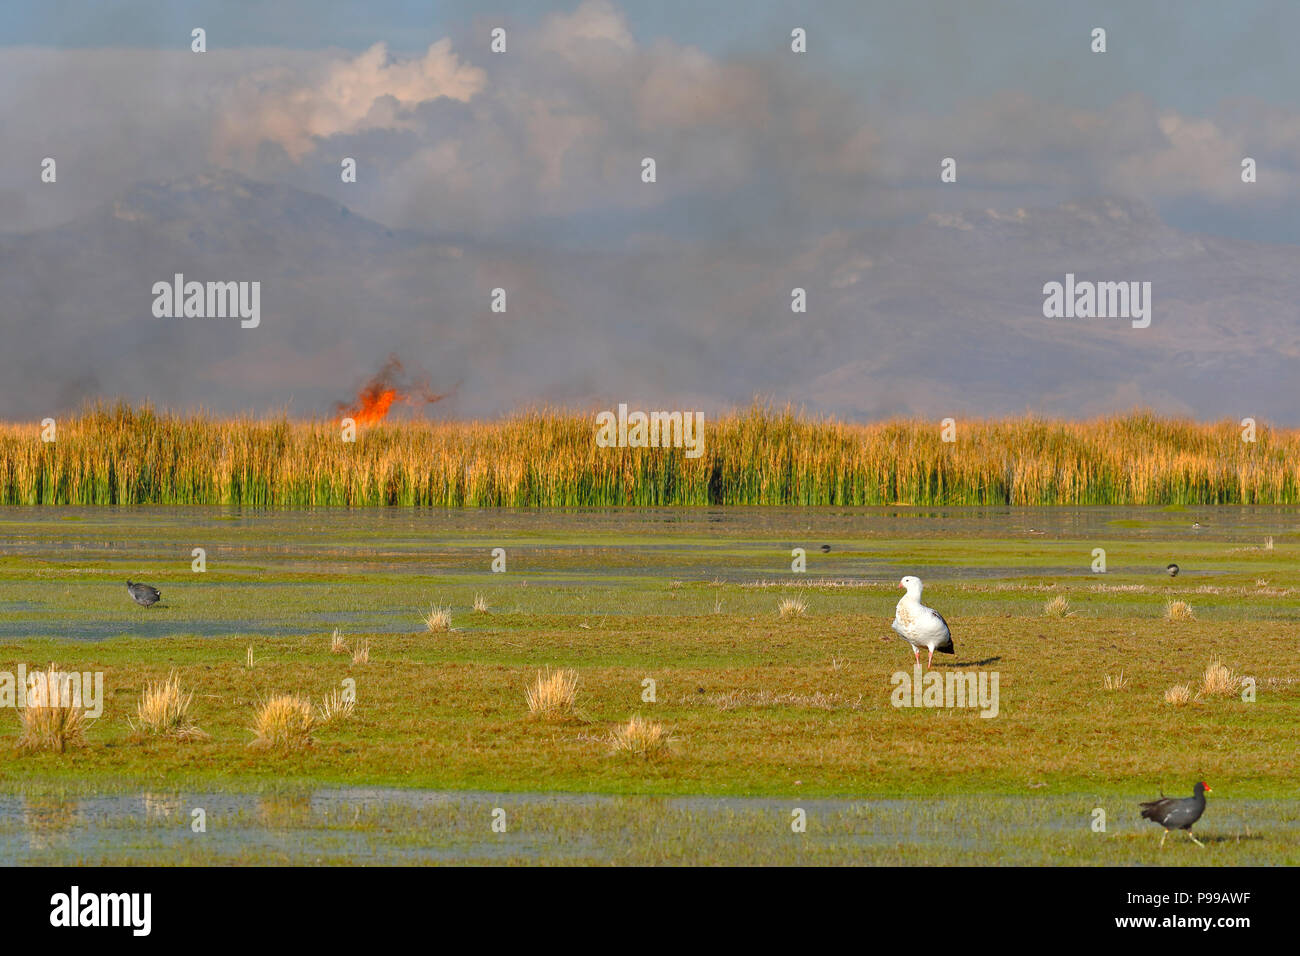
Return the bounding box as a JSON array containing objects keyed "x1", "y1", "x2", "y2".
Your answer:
[
  {"x1": 3, "y1": 504, "x2": 1298, "y2": 544},
  {"x1": 3, "y1": 788, "x2": 1292, "y2": 865},
  {"x1": 1, "y1": 505, "x2": 1294, "y2": 639}
]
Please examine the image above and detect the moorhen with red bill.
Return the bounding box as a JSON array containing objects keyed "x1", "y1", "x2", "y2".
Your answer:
[{"x1": 1140, "y1": 781, "x2": 1211, "y2": 847}]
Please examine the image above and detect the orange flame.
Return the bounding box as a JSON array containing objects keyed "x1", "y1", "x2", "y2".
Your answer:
[{"x1": 335, "y1": 355, "x2": 447, "y2": 425}]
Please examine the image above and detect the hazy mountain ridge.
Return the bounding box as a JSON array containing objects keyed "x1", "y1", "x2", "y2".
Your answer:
[{"x1": 2, "y1": 172, "x2": 1297, "y2": 423}]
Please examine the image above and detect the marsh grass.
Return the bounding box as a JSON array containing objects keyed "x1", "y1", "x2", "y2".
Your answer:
[
  {"x1": 778, "y1": 596, "x2": 808, "y2": 619},
  {"x1": 473, "y1": 593, "x2": 489, "y2": 614},
  {"x1": 1103, "y1": 670, "x2": 1128, "y2": 692},
  {"x1": 423, "y1": 605, "x2": 453, "y2": 633},
  {"x1": 1164, "y1": 683, "x2": 1198, "y2": 706},
  {"x1": 329, "y1": 629, "x2": 348, "y2": 654},
  {"x1": 525, "y1": 668, "x2": 579, "y2": 721},
  {"x1": 250, "y1": 694, "x2": 315, "y2": 749},
  {"x1": 9, "y1": 403, "x2": 1300, "y2": 506},
  {"x1": 1201, "y1": 657, "x2": 1240, "y2": 697},
  {"x1": 17, "y1": 665, "x2": 88, "y2": 753},
  {"x1": 1165, "y1": 600, "x2": 1196, "y2": 622},
  {"x1": 609, "y1": 714, "x2": 673, "y2": 759},
  {"x1": 315, "y1": 688, "x2": 355, "y2": 727},
  {"x1": 351, "y1": 640, "x2": 370, "y2": 665},
  {"x1": 1043, "y1": 595, "x2": 1071, "y2": 617},
  {"x1": 130, "y1": 672, "x2": 205, "y2": 740}
]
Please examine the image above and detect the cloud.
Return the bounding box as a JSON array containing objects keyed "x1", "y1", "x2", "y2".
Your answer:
[
  {"x1": 214, "y1": 39, "x2": 485, "y2": 161},
  {"x1": 538, "y1": 0, "x2": 636, "y2": 55},
  {"x1": 7, "y1": 2, "x2": 1300, "y2": 243}
]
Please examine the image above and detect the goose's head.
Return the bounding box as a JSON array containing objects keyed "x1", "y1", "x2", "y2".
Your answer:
[{"x1": 899, "y1": 575, "x2": 923, "y2": 600}]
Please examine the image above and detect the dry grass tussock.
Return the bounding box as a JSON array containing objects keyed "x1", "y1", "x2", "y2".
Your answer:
[
  {"x1": 778, "y1": 596, "x2": 808, "y2": 618},
  {"x1": 423, "y1": 605, "x2": 453, "y2": 632},
  {"x1": 526, "y1": 668, "x2": 579, "y2": 721},
  {"x1": 1201, "y1": 657, "x2": 1240, "y2": 697},
  {"x1": 131, "y1": 671, "x2": 206, "y2": 739},
  {"x1": 1042, "y1": 595, "x2": 1071, "y2": 617},
  {"x1": 1102, "y1": 670, "x2": 1128, "y2": 692},
  {"x1": 608, "y1": 714, "x2": 673, "y2": 759},
  {"x1": 17, "y1": 665, "x2": 90, "y2": 752},
  {"x1": 250, "y1": 694, "x2": 315, "y2": 749},
  {"x1": 315, "y1": 688, "x2": 355, "y2": 727}
]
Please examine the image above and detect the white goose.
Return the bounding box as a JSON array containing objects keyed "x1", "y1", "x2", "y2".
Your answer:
[{"x1": 892, "y1": 575, "x2": 955, "y2": 668}]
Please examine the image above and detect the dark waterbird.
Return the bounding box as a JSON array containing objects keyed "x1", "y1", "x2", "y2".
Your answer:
[
  {"x1": 126, "y1": 580, "x2": 161, "y2": 608},
  {"x1": 1140, "y1": 781, "x2": 1211, "y2": 847},
  {"x1": 1166, "y1": 563, "x2": 1180, "y2": 577}
]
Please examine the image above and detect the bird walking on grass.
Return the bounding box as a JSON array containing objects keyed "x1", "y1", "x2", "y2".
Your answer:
[
  {"x1": 892, "y1": 575, "x2": 954, "y2": 668},
  {"x1": 126, "y1": 580, "x2": 161, "y2": 608},
  {"x1": 1140, "y1": 781, "x2": 1211, "y2": 847}
]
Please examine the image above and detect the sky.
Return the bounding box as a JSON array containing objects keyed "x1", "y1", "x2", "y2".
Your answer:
[{"x1": 1, "y1": 1, "x2": 1298, "y2": 421}]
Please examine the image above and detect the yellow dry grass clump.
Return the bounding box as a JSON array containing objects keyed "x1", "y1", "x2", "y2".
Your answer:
[
  {"x1": 1102, "y1": 670, "x2": 1128, "y2": 692},
  {"x1": 315, "y1": 688, "x2": 356, "y2": 727},
  {"x1": 473, "y1": 593, "x2": 490, "y2": 613},
  {"x1": 1165, "y1": 600, "x2": 1196, "y2": 622},
  {"x1": 132, "y1": 671, "x2": 206, "y2": 739},
  {"x1": 1201, "y1": 657, "x2": 1239, "y2": 697},
  {"x1": 609, "y1": 714, "x2": 673, "y2": 759},
  {"x1": 778, "y1": 596, "x2": 808, "y2": 618},
  {"x1": 423, "y1": 605, "x2": 453, "y2": 632},
  {"x1": 1164, "y1": 683, "x2": 1197, "y2": 706},
  {"x1": 250, "y1": 694, "x2": 315, "y2": 749},
  {"x1": 1043, "y1": 595, "x2": 1071, "y2": 617},
  {"x1": 7, "y1": 403, "x2": 1300, "y2": 506},
  {"x1": 329, "y1": 629, "x2": 348, "y2": 654},
  {"x1": 525, "y1": 668, "x2": 579, "y2": 721},
  {"x1": 17, "y1": 665, "x2": 89, "y2": 752}
]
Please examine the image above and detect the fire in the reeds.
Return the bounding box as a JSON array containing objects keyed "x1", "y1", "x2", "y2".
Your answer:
[{"x1": 335, "y1": 354, "x2": 448, "y2": 426}]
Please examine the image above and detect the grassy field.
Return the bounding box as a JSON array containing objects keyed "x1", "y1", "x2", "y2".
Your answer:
[
  {"x1": 5, "y1": 404, "x2": 1300, "y2": 506},
  {"x1": 1, "y1": 506, "x2": 1297, "y2": 864}
]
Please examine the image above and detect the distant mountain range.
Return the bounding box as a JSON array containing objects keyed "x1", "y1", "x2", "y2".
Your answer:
[{"x1": 3, "y1": 170, "x2": 1298, "y2": 423}]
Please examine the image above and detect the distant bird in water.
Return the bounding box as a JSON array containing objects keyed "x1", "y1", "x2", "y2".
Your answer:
[
  {"x1": 1192, "y1": 522, "x2": 1202, "y2": 530},
  {"x1": 820, "y1": 544, "x2": 831, "y2": 553},
  {"x1": 1166, "y1": 563, "x2": 1180, "y2": 577},
  {"x1": 126, "y1": 580, "x2": 161, "y2": 608},
  {"x1": 892, "y1": 575, "x2": 955, "y2": 668},
  {"x1": 1140, "y1": 781, "x2": 1211, "y2": 848}
]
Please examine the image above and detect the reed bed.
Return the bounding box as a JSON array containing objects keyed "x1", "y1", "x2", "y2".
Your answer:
[{"x1": 5, "y1": 402, "x2": 1300, "y2": 506}]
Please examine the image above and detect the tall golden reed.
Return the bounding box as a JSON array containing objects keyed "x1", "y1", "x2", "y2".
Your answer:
[{"x1": 2, "y1": 402, "x2": 1297, "y2": 506}]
